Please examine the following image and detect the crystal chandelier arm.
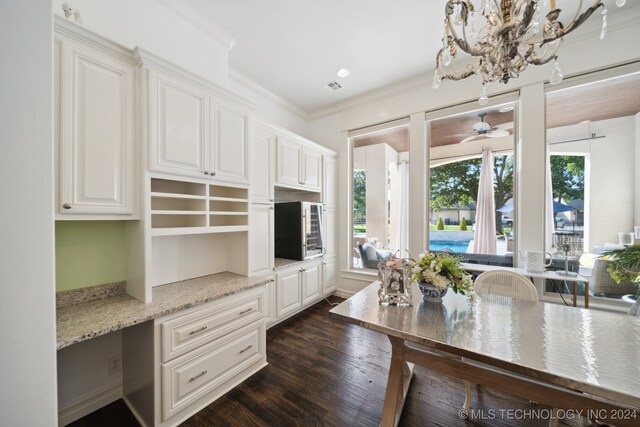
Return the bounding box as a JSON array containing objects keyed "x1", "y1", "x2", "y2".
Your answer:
[
  {"x1": 540, "y1": 1, "x2": 604, "y2": 46},
  {"x1": 445, "y1": 1, "x2": 485, "y2": 56},
  {"x1": 516, "y1": 0, "x2": 538, "y2": 38}
]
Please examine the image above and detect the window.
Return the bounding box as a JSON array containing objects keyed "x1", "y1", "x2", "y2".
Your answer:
[
  {"x1": 350, "y1": 121, "x2": 410, "y2": 270},
  {"x1": 545, "y1": 71, "x2": 640, "y2": 303},
  {"x1": 427, "y1": 101, "x2": 517, "y2": 267}
]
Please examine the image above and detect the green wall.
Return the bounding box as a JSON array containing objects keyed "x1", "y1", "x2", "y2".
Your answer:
[{"x1": 55, "y1": 221, "x2": 126, "y2": 292}]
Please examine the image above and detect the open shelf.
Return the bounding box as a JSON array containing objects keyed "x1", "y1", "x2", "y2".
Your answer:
[
  {"x1": 149, "y1": 178, "x2": 251, "y2": 237},
  {"x1": 151, "y1": 178, "x2": 206, "y2": 197}
]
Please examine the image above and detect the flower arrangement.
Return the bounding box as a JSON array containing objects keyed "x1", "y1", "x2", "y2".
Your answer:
[
  {"x1": 604, "y1": 245, "x2": 640, "y2": 297},
  {"x1": 409, "y1": 252, "x2": 473, "y2": 295}
]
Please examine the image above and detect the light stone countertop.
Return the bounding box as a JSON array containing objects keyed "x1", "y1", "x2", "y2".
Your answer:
[
  {"x1": 274, "y1": 257, "x2": 305, "y2": 269},
  {"x1": 56, "y1": 272, "x2": 272, "y2": 350}
]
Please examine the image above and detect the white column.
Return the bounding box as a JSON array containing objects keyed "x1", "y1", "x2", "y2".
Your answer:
[
  {"x1": 409, "y1": 112, "x2": 427, "y2": 258},
  {"x1": 635, "y1": 112, "x2": 640, "y2": 226},
  {"x1": 517, "y1": 83, "x2": 547, "y2": 262},
  {"x1": 0, "y1": 0, "x2": 58, "y2": 425}
]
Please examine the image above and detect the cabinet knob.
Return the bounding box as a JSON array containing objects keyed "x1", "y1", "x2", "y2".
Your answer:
[
  {"x1": 62, "y1": 203, "x2": 72, "y2": 209},
  {"x1": 204, "y1": 171, "x2": 210, "y2": 176},
  {"x1": 211, "y1": 171, "x2": 216, "y2": 176}
]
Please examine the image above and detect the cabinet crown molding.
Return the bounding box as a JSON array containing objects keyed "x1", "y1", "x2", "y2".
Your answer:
[
  {"x1": 54, "y1": 16, "x2": 137, "y2": 65},
  {"x1": 135, "y1": 47, "x2": 254, "y2": 110},
  {"x1": 251, "y1": 118, "x2": 337, "y2": 157}
]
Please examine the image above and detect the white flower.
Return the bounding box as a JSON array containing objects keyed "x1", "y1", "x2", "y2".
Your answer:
[
  {"x1": 418, "y1": 252, "x2": 426, "y2": 260},
  {"x1": 433, "y1": 275, "x2": 451, "y2": 289},
  {"x1": 413, "y1": 266, "x2": 422, "y2": 273}
]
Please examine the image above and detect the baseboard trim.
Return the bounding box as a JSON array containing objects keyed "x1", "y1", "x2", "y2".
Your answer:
[
  {"x1": 123, "y1": 395, "x2": 150, "y2": 427},
  {"x1": 58, "y1": 380, "x2": 123, "y2": 426},
  {"x1": 334, "y1": 289, "x2": 355, "y2": 298}
]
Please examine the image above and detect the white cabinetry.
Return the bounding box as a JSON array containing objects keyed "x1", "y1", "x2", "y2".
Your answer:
[
  {"x1": 322, "y1": 258, "x2": 337, "y2": 295},
  {"x1": 148, "y1": 71, "x2": 209, "y2": 179},
  {"x1": 248, "y1": 203, "x2": 274, "y2": 277},
  {"x1": 322, "y1": 156, "x2": 337, "y2": 208},
  {"x1": 147, "y1": 68, "x2": 249, "y2": 185},
  {"x1": 210, "y1": 101, "x2": 249, "y2": 184},
  {"x1": 324, "y1": 207, "x2": 337, "y2": 259},
  {"x1": 274, "y1": 259, "x2": 322, "y2": 321},
  {"x1": 301, "y1": 262, "x2": 321, "y2": 304},
  {"x1": 275, "y1": 267, "x2": 302, "y2": 318},
  {"x1": 301, "y1": 148, "x2": 322, "y2": 192},
  {"x1": 275, "y1": 137, "x2": 322, "y2": 192},
  {"x1": 56, "y1": 32, "x2": 136, "y2": 218},
  {"x1": 124, "y1": 286, "x2": 267, "y2": 427},
  {"x1": 249, "y1": 123, "x2": 274, "y2": 204}
]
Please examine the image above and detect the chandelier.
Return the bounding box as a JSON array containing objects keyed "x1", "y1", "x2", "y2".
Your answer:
[{"x1": 432, "y1": 0, "x2": 627, "y2": 104}]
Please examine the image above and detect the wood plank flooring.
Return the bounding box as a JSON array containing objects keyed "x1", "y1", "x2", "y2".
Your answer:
[{"x1": 70, "y1": 298, "x2": 596, "y2": 427}]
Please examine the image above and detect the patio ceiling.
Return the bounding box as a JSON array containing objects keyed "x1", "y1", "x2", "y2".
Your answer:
[{"x1": 352, "y1": 72, "x2": 640, "y2": 151}]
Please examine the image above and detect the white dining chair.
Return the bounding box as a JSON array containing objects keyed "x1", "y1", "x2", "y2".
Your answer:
[{"x1": 463, "y1": 270, "x2": 560, "y2": 426}]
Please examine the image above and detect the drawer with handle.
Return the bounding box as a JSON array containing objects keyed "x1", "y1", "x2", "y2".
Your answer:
[
  {"x1": 160, "y1": 288, "x2": 264, "y2": 362},
  {"x1": 161, "y1": 321, "x2": 265, "y2": 420}
]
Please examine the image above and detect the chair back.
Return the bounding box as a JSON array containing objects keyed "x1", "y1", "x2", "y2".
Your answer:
[{"x1": 474, "y1": 270, "x2": 538, "y2": 302}]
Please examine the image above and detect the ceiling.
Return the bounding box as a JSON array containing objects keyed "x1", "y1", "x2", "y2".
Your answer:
[
  {"x1": 353, "y1": 71, "x2": 640, "y2": 151},
  {"x1": 180, "y1": 0, "x2": 628, "y2": 115}
]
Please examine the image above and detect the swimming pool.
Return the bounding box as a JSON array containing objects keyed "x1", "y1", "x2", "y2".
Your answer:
[{"x1": 429, "y1": 240, "x2": 470, "y2": 253}]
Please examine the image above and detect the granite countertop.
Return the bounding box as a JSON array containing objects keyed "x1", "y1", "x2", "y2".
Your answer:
[
  {"x1": 56, "y1": 272, "x2": 272, "y2": 350},
  {"x1": 274, "y1": 257, "x2": 306, "y2": 269}
]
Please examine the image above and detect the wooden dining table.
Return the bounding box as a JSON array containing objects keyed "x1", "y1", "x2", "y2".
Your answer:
[{"x1": 329, "y1": 282, "x2": 640, "y2": 427}]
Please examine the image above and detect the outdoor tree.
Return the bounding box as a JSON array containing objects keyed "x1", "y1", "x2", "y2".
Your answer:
[
  {"x1": 459, "y1": 217, "x2": 467, "y2": 231},
  {"x1": 437, "y1": 216, "x2": 445, "y2": 230},
  {"x1": 429, "y1": 155, "x2": 514, "y2": 233},
  {"x1": 353, "y1": 170, "x2": 366, "y2": 224},
  {"x1": 550, "y1": 155, "x2": 584, "y2": 202}
]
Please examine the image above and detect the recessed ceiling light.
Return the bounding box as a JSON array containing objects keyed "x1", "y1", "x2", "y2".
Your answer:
[
  {"x1": 336, "y1": 68, "x2": 350, "y2": 78},
  {"x1": 499, "y1": 106, "x2": 514, "y2": 113}
]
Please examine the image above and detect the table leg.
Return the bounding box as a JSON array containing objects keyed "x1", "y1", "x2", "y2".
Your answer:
[
  {"x1": 584, "y1": 282, "x2": 589, "y2": 309},
  {"x1": 573, "y1": 282, "x2": 577, "y2": 307},
  {"x1": 380, "y1": 336, "x2": 414, "y2": 427}
]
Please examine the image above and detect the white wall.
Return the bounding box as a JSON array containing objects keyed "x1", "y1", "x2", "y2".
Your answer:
[
  {"x1": 308, "y1": 7, "x2": 640, "y2": 296},
  {"x1": 52, "y1": 0, "x2": 233, "y2": 87},
  {"x1": 0, "y1": 1, "x2": 57, "y2": 425},
  {"x1": 57, "y1": 332, "x2": 123, "y2": 425}
]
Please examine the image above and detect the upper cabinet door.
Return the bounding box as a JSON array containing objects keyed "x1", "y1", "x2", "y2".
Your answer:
[
  {"x1": 58, "y1": 40, "x2": 135, "y2": 216},
  {"x1": 211, "y1": 102, "x2": 249, "y2": 184},
  {"x1": 249, "y1": 124, "x2": 274, "y2": 203},
  {"x1": 275, "y1": 137, "x2": 302, "y2": 188},
  {"x1": 301, "y1": 148, "x2": 322, "y2": 192},
  {"x1": 148, "y1": 71, "x2": 209, "y2": 178},
  {"x1": 323, "y1": 156, "x2": 337, "y2": 208}
]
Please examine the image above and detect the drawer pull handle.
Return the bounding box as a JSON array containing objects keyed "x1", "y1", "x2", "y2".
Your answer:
[
  {"x1": 188, "y1": 326, "x2": 208, "y2": 336},
  {"x1": 188, "y1": 370, "x2": 207, "y2": 382},
  {"x1": 239, "y1": 345, "x2": 253, "y2": 354},
  {"x1": 239, "y1": 308, "x2": 253, "y2": 315}
]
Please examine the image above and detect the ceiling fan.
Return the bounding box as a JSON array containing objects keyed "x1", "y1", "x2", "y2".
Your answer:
[{"x1": 457, "y1": 113, "x2": 511, "y2": 144}]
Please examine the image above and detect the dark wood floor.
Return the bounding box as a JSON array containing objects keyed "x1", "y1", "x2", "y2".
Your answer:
[{"x1": 70, "y1": 298, "x2": 596, "y2": 427}]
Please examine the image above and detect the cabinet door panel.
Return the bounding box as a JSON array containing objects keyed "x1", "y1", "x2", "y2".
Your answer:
[
  {"x1": 276, "y1": 269, "x2": 301, "y2": 318},
  {"x1": 249, "y1": 204, "x2": 273, "y2": 277},
  {"x1": 212, "y1": 103, "x2": 248, "y2": 184},
  {"x1": 302, "y1": 149, "x2": 322, "y2": 192},
  {"x1": 249, "y1": 125, "x2": 273, "y2": 203},
  {"x1": 275, "y1": 137, "x2": 302, "y2": 188},
  {"x1": 302, "y1": 263, "x2": 321, "y2": 305},
  {"x1": 324, "y1": 207, "x2": 337, "y2": 259},
  {"x1": 149, "y1": 72, "x2": 208, "y2": 177},
  {"x1": 323, "y1": 258, "x2": 337, "y2": 295},
  {"x1": 323, "y1": 156, "x2": 337, "y2": 207},
  {"x1": 59, "y1": 42, "x2": 134, "y2": 215}
]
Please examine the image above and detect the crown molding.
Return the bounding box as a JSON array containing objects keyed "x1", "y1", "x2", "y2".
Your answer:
[
  {"x1": 54, "y1": 15, "x2": 137, "y2": 64},
  {"x1": 151, "y1": 0, "x2": 236, "y2": 51},
  {"x1": 135, "y1": 48, "x2": 254, "y2": 109},
  {"x1": 228, "y1": 68, "x2": 310, "y2": 120},
  {"x1": 307, "y1": 4, "x2": 640, "y2": 121}
]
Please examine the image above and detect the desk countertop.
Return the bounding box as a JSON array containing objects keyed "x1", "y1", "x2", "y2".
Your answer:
[{"x1": 56, "y1": 273, "x2": 272, "y2": 350}]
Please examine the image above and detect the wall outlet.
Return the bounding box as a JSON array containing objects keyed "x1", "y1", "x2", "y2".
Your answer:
[{"x1": 108, "y1": 355, "x2": 122, "y2": 375}]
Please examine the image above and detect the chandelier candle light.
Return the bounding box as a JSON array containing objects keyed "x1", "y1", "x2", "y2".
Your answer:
[{"x1": 432, "y1": 0, "x2": 627, "y2": 104}]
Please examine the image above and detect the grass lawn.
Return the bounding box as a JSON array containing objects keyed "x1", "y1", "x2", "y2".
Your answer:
[
  {"x1": 354, "y1": 225, "x2": 366, "y2": 233},
  {"x1": 429, "y1": 225, "x2": 469, "y2": 231}
]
